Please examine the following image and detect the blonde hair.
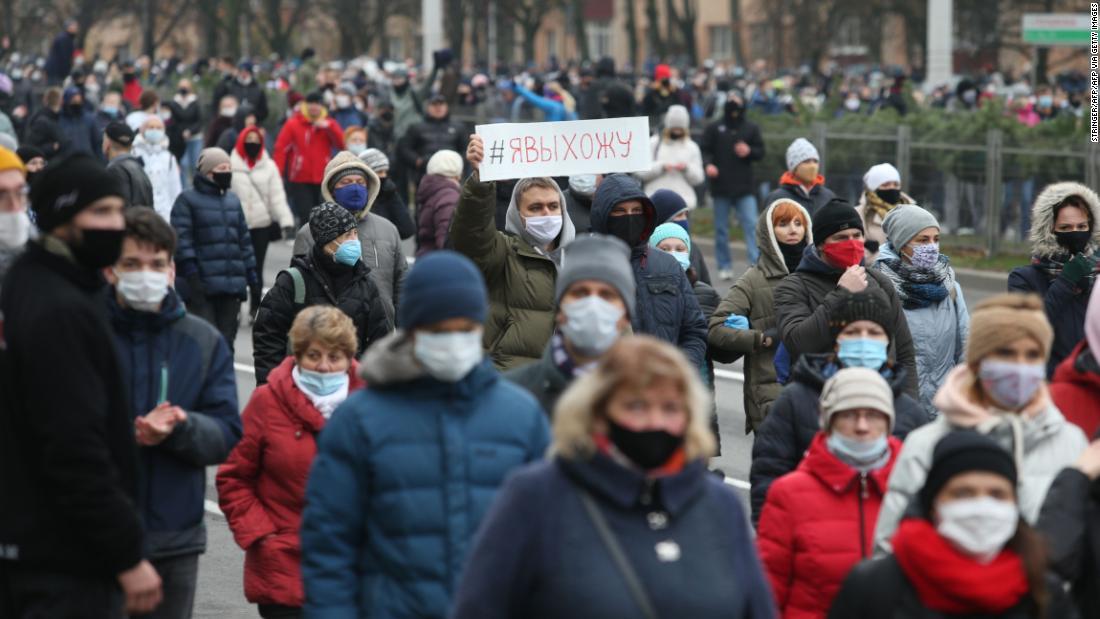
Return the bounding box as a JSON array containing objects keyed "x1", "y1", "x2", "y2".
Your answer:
[
  {"x1": 289, "y1": 306, "x2": 357, "y2": 360},
  {"x1": 551, "y1": 335, "x2": 715, "y2": 461}
]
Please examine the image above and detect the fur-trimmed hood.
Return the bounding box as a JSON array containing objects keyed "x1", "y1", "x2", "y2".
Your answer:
[
  {"x1": 1029, "y1": 181, "x2": 1100, "y2": 258},
  {"x1": 320, "y1": 151, "x2": 382, "y2": 219}
]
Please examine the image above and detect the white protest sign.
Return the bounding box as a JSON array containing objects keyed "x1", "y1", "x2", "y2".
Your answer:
[{"x1": 474, "y1": 117, "x2": 652, "y2": 182}]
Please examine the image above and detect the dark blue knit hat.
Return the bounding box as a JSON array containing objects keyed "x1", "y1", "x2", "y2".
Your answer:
[
  {"x1": 399, "y1": 251, "x2": 488, "y2": 329},
  {"x1": 651, "y1": 188, "x2": 689, "y2": 225}
]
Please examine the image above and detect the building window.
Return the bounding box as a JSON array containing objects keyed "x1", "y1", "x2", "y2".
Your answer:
[
  {"x1": 709, "y1": 26, "x2": 734, "y2": 60},
  {"x1": 830, "y1": 15, "x2": 868, "y2": 56},
  {"x1": 586, "y1": 21, "x2": 613, "y2": 59},
  {"x1": 387, "y1": 36, "x2": 404, "y2": 61}
]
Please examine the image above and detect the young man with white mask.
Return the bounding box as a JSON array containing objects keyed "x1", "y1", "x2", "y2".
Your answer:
[
  {"x1": 301, "y1": 250, "x2": 549, "y2": 618},
  {"x1": 103, "y1": 207, "x2": 241, "y2": 619},
  {"x1": 506, "y1": 234, "x2": 636, "y2": 413},
  {"x1": 453, "y1": 134, "x2": 577, "y2": 370},
  {"x1": 0, "y1": 146, "x2": 29, "y2": 294}
]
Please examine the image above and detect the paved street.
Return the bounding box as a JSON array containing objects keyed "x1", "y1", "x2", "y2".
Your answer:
[{"x1": 193, "y1": 233, "x2": 1007, "y2": 617}]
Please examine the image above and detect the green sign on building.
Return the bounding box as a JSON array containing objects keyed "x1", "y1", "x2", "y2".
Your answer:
[{"x1": 1022, "y1": 13, "x2": 1091, "y2": 47}]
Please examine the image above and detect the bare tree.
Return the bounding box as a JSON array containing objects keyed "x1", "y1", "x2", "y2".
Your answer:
[
  {"x1": 255, "y1": 0, "x2": 310, "y2": 57},
  {"x1": 499, "y1": 0, "x2": 559, "y2": 66},
  {"x1": 645, "y1": 0, "x2": 663, "y2": 60},
  {"x1": 570, "y1": 0, "x2": 588, "y2": 62},
  {"x1": 666, "y1": 0, "x2": 698, "y2": 66},
  {"x1": 729, "y1": 0, "x2": 745, "y2": 66},
  {"x1": 624, "y1": 0, "x2": 639, "y2": 70}
]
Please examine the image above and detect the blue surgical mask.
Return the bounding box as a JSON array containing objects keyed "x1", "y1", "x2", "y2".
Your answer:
[
  {"x1": 296, "y1": 367, "x2": 349, "y2": 396},
  {"x1": 333, "y1": 184, "x2": 369, "y2": 212},
  {"x1": 669, "y1": 250, "x2": 691, "y2": 271},
  {"x1": 837, "y1": 338, "x2": 888, "y2": 369},
  {"x1": 348, "y1": 143, "x2": 367, "y2": 156},
  {"x1": 1038, "y1": 95, "x2": 1053, "y2": 108},
  {"x1": 143, "y1": 129, "x2": 165, "y2": 143},
  {"x1": 826, "y1": 433, "x2": 890, "y2": 472},
  {"x1": 101, "y1": 105, "x2": 118, "y2": 116},
  {"x1": 333, "y1": 239, "x2": 361, "y2": 266}
]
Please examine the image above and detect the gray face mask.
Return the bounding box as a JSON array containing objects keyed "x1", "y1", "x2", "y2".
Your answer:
[{"x1": 568, "y1": 174, "x2": 597, "y2": 197}]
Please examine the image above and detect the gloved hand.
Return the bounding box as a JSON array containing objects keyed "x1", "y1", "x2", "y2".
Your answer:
[
  {"x1": 724, "y1": 314, "x2": 750, "y2": 330},
  {"x1": 1061, "y1": 253, "x2": 1097, "y2": 286}
]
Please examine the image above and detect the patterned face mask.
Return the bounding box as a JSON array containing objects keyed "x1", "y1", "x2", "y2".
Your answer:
[{"x1": 909, "y1": 242, "x2": 940, "y2": 269}]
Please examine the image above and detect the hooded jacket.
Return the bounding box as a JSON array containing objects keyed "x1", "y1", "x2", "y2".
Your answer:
[
  {"x1": 293, "y1": 152, "x2": 408, "y2": 327},
  {"x1": 273, "y1": 104, "x2": 345, "y2": 184},
  {"x1": 217, "y1": 357, "x2": 364, "y2": 608},
  {"x1": 589, "y1": 174, "x2": 708, "y2": 367},
  {"x1": 107, "y1": 289, "x2": 240, "y2": 559},
  {"x1": 58, "y1": 90, "x2": 101, "y2": 156},
  {"x1": 1050, "y1": 340, "x2": 1100, "y2": 438},
  {"x1": 451, "y1": 175, "x2": 576, "y2": 370},
  {"x1": 107, "y1": 152, "x2": 156, "y2": 209},
  {"x1": 773, "y1": 244, "x2": 918, "y2": 396},
  {"x1": 749, "y1": 352, "x2": 928, "y2": 524},
  {"x1": 132, "y1": 132, "x2": 183, "y2": 221},
  {"x1": 415, "y1": 173, "x2": 461, "y2": 256},
  {"x1": 172, "y1": 175, "x2": 258, "y2": 299},
  {"x1": 874, "y1": 242, "x2": 969, "y2": 417},
  {"x1": 763, "y1": 173, "x2": 836, "y2": 218},
  {"x1": 299, "y1": 331, "x2": 550, "y2": 618},
  {"x1": 230, "y1": 127, "x2": 294, "y2": 230},
  {"x1": 253, "y1": 244, "x2": 392, "y2": 385},
  {"x1": 1008, "y1": 182, "x2": 1100, "y2": 376},
  {"x1": 757, "y1": 433, "x2": 901, "y2": 619},
  {"x1": 699, "y1": 102, "x2": 765, "y2": 199},
  {"x1": 709, "y1": 199, "x2": 812, "y2": 431},
  {"x1": 872, "y1": 364, "x2": 1088, "y2": 555}
]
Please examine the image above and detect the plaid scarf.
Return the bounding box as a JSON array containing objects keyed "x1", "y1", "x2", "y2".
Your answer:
[{"x1": 878, "y1": 253, "x2": 955, "y2": 310}]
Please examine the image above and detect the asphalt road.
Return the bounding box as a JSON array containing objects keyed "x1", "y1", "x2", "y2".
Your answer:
[{"x1": 192, "y1": 235, "x2": 1006, "y2": 617}]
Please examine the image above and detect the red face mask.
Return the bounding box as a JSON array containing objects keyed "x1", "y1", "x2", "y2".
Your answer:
[{"x1": 822, "y1": 238, "x2": 865, "y2": 269}]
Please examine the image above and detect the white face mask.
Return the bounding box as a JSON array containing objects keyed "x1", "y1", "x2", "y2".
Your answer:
[
  {"x1": 560, "y1": 295, "x2": 624, "y2": 357},
  {"x1": 220, "y1": 107, "x2": 238, "y2": 118},
  {"x1": 0, "y1": 210, "x2": 31, "y2": 249},
  {"x1": 936, "y1": 496, "x2": 1019, "y2": 563},
  {"x1": 524, "y1": 215, "x2": 563, "y2": 246},
  {"x1": 335, "y1": 95, "x2": 352, "y2": 108},
  {"x1": 414, "y1": 329, "x2": 484, "y2": 382},
  {"x1": 115, "y1": 269, "x2": 170, "y2": 312}
]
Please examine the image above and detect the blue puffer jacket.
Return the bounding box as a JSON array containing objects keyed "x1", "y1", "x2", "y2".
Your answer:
[
  {"x1": 171, "y1": 175, "x2": 257, "y2": 299},
  {"x1": 107, "y1": 288, "x2": 241, "y2": 559},
  {"x1": 590, "y1": 174, "x2": 708, "y2": 367},
  {"x1": 300, "y1": 332, "x2": 551, "y2": 619}
]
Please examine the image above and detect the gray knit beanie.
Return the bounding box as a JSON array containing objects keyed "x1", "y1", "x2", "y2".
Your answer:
[
  {"x1": 882, "y1": 204, "x2": 939, "y2": 250},
  {"x1": 359, "y1": 148, "x2": 390, "y2": 173},
  {"x1": 197, "y1": 147, "x2": 230, "y2": 176},
  {"x1": 555, "y1": 234, "x2": 637, "y2": 318}
]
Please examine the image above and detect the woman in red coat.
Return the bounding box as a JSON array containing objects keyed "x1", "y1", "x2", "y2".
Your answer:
[
  {"x1": 757, "y1": 367, "x2": 901, "y2": 619},
  {"x1": 273, "y1": 92, "x2": 346, "y2": 226},
  {"x1": 217, "y1": 306, "x2": 364, "y2": 619},
  {"x1": 1051, "y1": 287, "x2": 1100, "y2": 437}
]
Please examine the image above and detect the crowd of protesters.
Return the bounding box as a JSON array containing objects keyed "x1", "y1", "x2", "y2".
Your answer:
[{"x1": 2, "y1": 24, "x2": 1100, "y2": 619}]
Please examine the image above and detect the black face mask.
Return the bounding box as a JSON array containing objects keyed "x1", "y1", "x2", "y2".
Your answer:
[
  {"x1": 178, "y1": 88, "x2": 190, "y2": 96},
  {"x1": 1055, "y1": 230, "x2": 1091, "y2": 255},
  {"x1": 123, "y1": 73, "x2": 136, "y2": 83},
  {"x1": 212, "y1": 171, "x2": 233, "y2": 191},
  {"x1": 875, "y1": 188, "x2": 902, "y2": 205},
  {"x1": 69, "y1": 102, "x2": 83, "y2": 113},
  {"x1": 393, "y1": 81, "x2": 409, "y2": 94},
  {"x1": 243, "y1": 142, "x2": 263, "y2": 159},
  {"x1": 607, "y1": 418, "x2": 684, "y2": 470},
  {"x1": 778, "y1": 239, "x2": 807, "y2": 273},
  {"x1": 380, "y1": 111, "x2": 394, "y2": 122},
  {"x1": 668, "y1": 129, "x2": 686, "y2": 140},
  {"x1": 71, "y1": 227, "x2": 125, "y2": 269},
  {"x1": 606, "y1": 213, "x2": 648, "y2": 247}
]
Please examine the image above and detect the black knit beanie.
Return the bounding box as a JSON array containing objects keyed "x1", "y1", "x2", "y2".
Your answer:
[
  {"x1": 919, "y1": 431, "x2": 1018, "y2": 516},
  {"x1": 31, "y1": 152, "x2": 124, "y2": 231},
  {"x1": 830, "y1": 289, "x2": 894, "y2": 337},
  {"x1": 309, "y1": 202, "x2": 358, "y2": 247},
  {"x1": 812, "y1": 198, "x2": 864, "y2": 245}
]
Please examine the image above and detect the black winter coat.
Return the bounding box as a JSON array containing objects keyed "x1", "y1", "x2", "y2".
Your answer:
[
  {"x1": 397, "y1": 115, "x2": 467, "y2": 183},
  {"x1": 107, "y1": 153, "x2": 155, "y2": 209},
  {"x1": 565, "y1": 188, "x2": 592, "y2": 234},
  {"x1": 763, "y1": 181, "x2": 836, "y2": 218},
  {"x1": 212, "y1": 78, "x2": 269, "y2": 123},
  {"x1": 749, "y1": 352, "x2": 930, "y2": 524},
  {"x1": 1037, "y1": 467, "x2": 1100, "y2": 617},
  {"x1": 0, "y1": 241, "x2": 144, "y2": 576},
  {"x1": 166, "y1": 99, "x2": 203, "y2": 160},
  {"x1": 1008, "y1": 264, "x2": 1094, "y2": 377},
  {"x1": 22, "y1": 107, "x2": 65, "y2": 158},
  {"x1": 829, "y1": 554, "x2": 1077, "y2": 619},
  {"x1": 252, "y1": 245, "x2": 392, "y2": 384},
  {"x1": 774, "y1": 245, "x2": 918, "y2": 396},
  {"x1": 699, "y1": 117, "x2": 765, "y2": 199},
  {"x1": 171, "y1": 175, "x2": 257, "y2": 299},
  {"x1": 504, "y1": 343, "x2": 569, "y2": 415},
  {"x1": 371, "y1": 179, "x2": 415, "y2": 240}
]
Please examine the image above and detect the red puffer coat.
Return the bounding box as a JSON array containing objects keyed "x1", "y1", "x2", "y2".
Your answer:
[
  {"x1": 216, "y1": 356, "x2": 364, "y2": 607},
  {"x1": 273, "y1": 107, "x2": 346, "y2": 185},
  {"x1": 756, "y1": 432, "x2": 899, "y2": 619},
  {"x1": 1051, "y1": 340, "x2": 1100, "y2": 438}
]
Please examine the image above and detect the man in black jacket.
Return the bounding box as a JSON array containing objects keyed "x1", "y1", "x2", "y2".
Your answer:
[
  {"x1": 0, "y1": 153, "x2": 162, "y2": 616},
  {"x1": 700, "y1": 96, "x2": 765, "y2": 280},
  {"x1": 398, "y1": 93, "x2": 466, "y2": 188},
  {"x1": 103, "y1": 121, "x2": 155, "y2": 209},
  {"x1": 22, "y1": 87, "x2": 65, "y2": 159},
  {"x1": 211, "y1": 60, "x2": 268, "y2": 124}
]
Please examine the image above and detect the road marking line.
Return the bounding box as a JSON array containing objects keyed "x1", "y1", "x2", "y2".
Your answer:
[
  {"x1": 723, "y1": 476, "x2": 751, "y2": 490},
  {"x1": 234, "y1": 363, "x2": 255, "y2": 376},
  {"x1": 715, "y1": 369, "x2": 745, "y2": 382},
  {"x1": 204, "y1": 500, "x2": 223, "y2": 516}
]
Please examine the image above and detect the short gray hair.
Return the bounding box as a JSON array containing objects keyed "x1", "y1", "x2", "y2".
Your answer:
[{"x1": 514, "y1": 177, "x2": 560, "y2": 207}]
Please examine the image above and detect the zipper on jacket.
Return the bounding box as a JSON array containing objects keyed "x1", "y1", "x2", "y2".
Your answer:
[
  {"x1": 858, "y1": 473, "x2": 868, "y2": 558},
  {"x1": 640, "y1": 479, "x2": 655, "y2": 507}
]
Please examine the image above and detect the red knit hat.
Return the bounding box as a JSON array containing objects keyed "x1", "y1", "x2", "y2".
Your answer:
[{"x1": 654, "y1": 64, "x2": 672, "y2": 81}]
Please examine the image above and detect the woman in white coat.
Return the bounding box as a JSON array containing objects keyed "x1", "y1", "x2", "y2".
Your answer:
[
  {"x1": 635, "y1": 104, "x2": 705, "y2": 210},
  {"x1": 230, "y1": 125, "x2": 294, "y2": 320},
  {"x1": 132, "y1": 115, "x2": 183, "y2": 221}
]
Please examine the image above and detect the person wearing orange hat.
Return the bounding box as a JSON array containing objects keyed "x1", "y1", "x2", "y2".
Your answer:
[{"x1": 0, "y1": 145, "x2": 28, "y2": 292}]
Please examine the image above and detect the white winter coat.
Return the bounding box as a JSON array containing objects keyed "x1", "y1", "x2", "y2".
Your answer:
[
  {"x1": 229, "y1": 148, "x2": 294, "y2": 230},
  {"x1": 635, "y1": 133, "x2": 705, "y2": 209},
  {"x1": 131, "y1": 135, "x2": 182, "y2": 221}
]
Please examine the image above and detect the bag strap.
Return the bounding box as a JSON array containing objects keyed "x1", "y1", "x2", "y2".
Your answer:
[
  {"x1": 577, "y1": 487, "x2": 659, "y2": 619},
  {"x1": 287, "y1": 267, "x2": 306, "y2": 305}
]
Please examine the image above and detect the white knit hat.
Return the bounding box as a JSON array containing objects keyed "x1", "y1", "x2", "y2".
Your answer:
[
  {"x1": 863, "y1": 163, "x2": 901, "y2": 191},
  {"x1": 665, "y1": 105, "x2": 690, "y2": 130},
  {"x1": 786, "y1": 138, "x2": 820, "y2": 171},
  {"x1": 426, "y1": 150, "x2": 463, "y2": 178}
]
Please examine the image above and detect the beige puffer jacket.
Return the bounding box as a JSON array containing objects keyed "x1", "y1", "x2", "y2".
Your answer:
[{"x1": 230, "y1": 148, "x2": 294, "y2": 230}]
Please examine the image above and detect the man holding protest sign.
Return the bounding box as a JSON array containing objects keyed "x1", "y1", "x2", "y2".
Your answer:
[{"x1": 454, "y1": 134, "x2": 577, "y2": 370}]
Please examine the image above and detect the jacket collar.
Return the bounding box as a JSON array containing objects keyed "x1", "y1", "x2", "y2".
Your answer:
[
  {"x1": 30, "y1": 237, "x2": 105, "y2": 292},
  {"x1": 792, "y1": 352, "x2": 908, "y2": 394},
  {"x1": 267, "y1": 356, "x2": 364, "y2": 433},
  {"x1": 558, "y1": 452, "x2": 708, "y2": 517},
  {"x1": 107, "y1": 287, "x2": 186, "y2": 331},
  {"x1": 799, "y1": 432, "x2": 897, "y2": 496}
]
